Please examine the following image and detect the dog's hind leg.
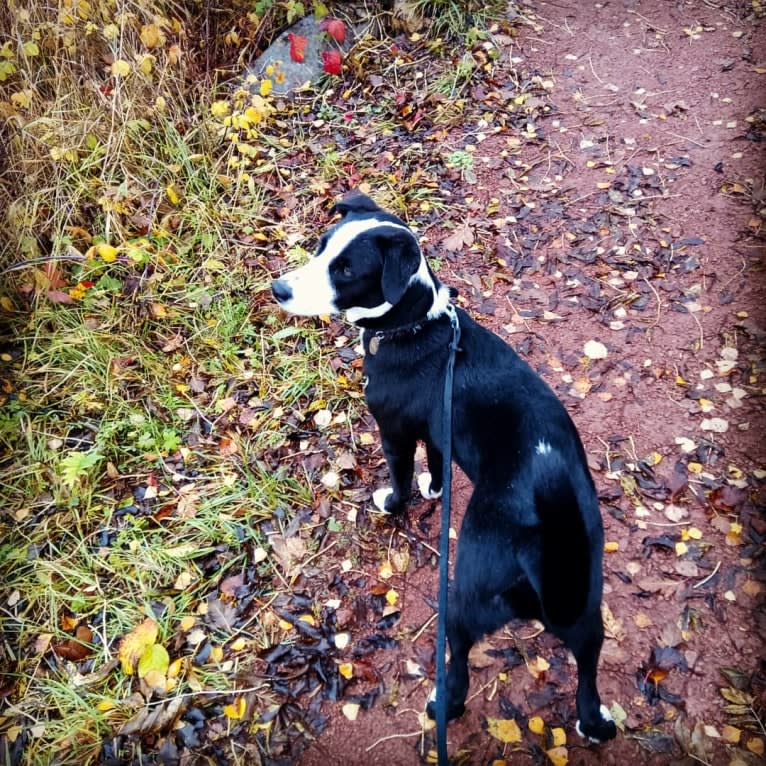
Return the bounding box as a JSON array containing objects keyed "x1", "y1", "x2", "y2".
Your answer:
[
  {"x1": 557, "y1": 614, "x2": 617, "y2": 743},
  {"x1": 373, "y1": 431, "x2": 416, "y2": 514},
  {"x1": 427, "y1": 509, "x2": 526, "y2": 721}
]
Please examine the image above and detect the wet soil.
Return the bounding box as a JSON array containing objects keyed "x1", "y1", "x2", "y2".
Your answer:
[{"x1": 296, "y1": 2, "x2": 765, "y2": 764}]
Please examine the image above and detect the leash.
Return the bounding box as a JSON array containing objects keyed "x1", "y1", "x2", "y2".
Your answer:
[{"x1": 436, "y1": 303, "x2": 461, "y2": 765}]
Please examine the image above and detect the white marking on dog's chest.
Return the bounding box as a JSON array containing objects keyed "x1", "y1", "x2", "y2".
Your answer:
[{"x1": 535, "y1": 440, "x2": 552, "y2": 456}]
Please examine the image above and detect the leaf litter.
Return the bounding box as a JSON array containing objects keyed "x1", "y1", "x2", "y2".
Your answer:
[{"x1": 1, "y1": 0, "x2": 765, "y2": 764}]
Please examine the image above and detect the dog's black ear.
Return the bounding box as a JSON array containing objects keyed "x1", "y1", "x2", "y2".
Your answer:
[
  {"x1": 330, "y1": 192, "x2": 381, "y2": 218},
  {"x1": 380, "y1": 231, "x2": 421, "y2": 305}
]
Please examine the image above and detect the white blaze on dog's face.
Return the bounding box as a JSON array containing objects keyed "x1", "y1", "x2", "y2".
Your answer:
[{"x1": 272, "y1": 206, "x2": 449, "y2": 323}]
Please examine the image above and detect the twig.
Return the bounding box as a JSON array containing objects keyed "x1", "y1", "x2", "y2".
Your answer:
[
  {"x1": 627, "y1": 9, "x2": 669, "y2": 34},
  {"x1": 1, "y1": 254, "x2": 87, "y2": 274},
  {"x1": 692, "y1": 560, "x2": 721, "y2": 589},
  {"x1": 662, "y1": 131, "x2": 706, "y2": 148},
  {"x1": 366, "y1": 731, "x2": 423, "y2": 752},
  {"x1": 588, "y1": 54, "x2": 604, "y2": 85},
  {"x1": 689, "y1": 308, "x2": 705, "y2": 350},
  {"x1": 411, "y1": 612, "x2": 438, "y2": 642},
  {"x1": 641, "y1": 276, "x2": 663, "y2": 328}
]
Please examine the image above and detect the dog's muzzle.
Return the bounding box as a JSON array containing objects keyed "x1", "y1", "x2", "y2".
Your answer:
[{"x1": 271, "y1": 279, "x2": 292, "y2": 304}]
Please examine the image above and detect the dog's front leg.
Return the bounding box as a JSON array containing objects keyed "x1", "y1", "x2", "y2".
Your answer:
[
  {"x1": 417, "y1": 439, "x2": 444, "y2": 500},
  {"x1": 372, "y1": 432, "x2": 416, "y2": 514}
]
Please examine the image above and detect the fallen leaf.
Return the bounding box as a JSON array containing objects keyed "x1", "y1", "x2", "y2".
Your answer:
[
  {"x1": 529, "y1": 716, "x2": 545, "y2": 735},
  {"x1": 342, "y1": 702, "x2": 360, "y2": 721},
  {"x1": 224, "y1": 697, "x2": 246, "y2": 719},
  {"x1": 320, "y1": 17, "x2": 346, "y2": 43},
  {"x1": 119, "y1": 618, "x2": 159, "y2": 675},
  {"x1": 583, "y1": 340, "x2": 608, "y2": 359},
  {"x1": 288, "y1": 33, "x2": 308, "y2": 63},
  {"x1": 487, "y1": 717, "x2": 522, "y2": 743},
  {"x1": 322, "y1": 50, "x2": 342, "y2": 76},
  {"x1": 444, "y1": 221, "x2": 474, "y2": 252},
  {"x1": 546, "y1": 746, "x2": 568, "y2": 766}
]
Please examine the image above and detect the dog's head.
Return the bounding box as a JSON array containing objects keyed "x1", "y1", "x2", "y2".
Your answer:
[{"x1": 272, "y1": 192, "x2": 449, "y2": 324}]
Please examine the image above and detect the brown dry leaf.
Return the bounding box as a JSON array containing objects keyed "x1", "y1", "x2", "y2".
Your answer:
[
  {"x1": 602, "y1": 603, "x2": 626, "y2": 642},
  {"x1": 119, "y1": 696, "x2": 184, "y2": 736},
  {"x1": 634, "y1": 612, "x2": 653, "y2": 629},
  {"x1": 444, "y1": 221, "x2": 475, "y2": 252},
  {"x1": 268, "y1": 533, "x2": 306, "y2": 578}
]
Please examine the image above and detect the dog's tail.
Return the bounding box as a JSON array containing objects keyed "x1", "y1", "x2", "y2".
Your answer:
[{"x1": 532, "y1": 456, "x2": 600, "y2": 628}]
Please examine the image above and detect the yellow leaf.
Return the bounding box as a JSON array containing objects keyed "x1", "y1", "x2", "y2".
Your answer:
[
  {"x1": 338, "y1": 662, "x2": 353, "y2": 679},
  {"x1": 118, "y1": 617, "x2": 159, "y2": 675},
  {"x1": 166, "y1": 183, "x2": 180, "y2": 205},
  {"x1": 298, "y1": 614, "x2": 316, "y2": 626},
  {"x1": 260, "y1": 79, "x2": 273, "y2": 97},
  {"x1": 487, "y1": 717, "x2": 522, "y2": 743},
  {"x1": 168, "y1": 658, "x2": 183, "y2": 678},
  {"x1": 96, "y1": 243, "x2": 118, "y2": 262},
  {"x1": 140, "y1": 23, "x2": 165, "y2": 49},
  {"x1": 211, "y1": 100, "x2": 230, "y2": 119},
  {"x1": 379, "y1": 561, "x2": 393, "y2": 580},
  {"x1": 102, "y1": 23, "x2": 119, "y2": 41},
  {"x1": 721, "y1": 725, "x2": 741, "y2": 744},
  {"x1": 596, "y1": 181, "x2": 611, "y2": 189},
  {"x1": 551, "y1": 727, "x2": 566, "y2": 747},
  {"x1": 675, "y1": 541, "x2": 688, "y2": 556},
  {"x1": 604, "y1": 541, "x2": 619, "y2": 553},
  {"x1": 230, "y1": 637, "x2": 247, "y2": 651},
  {"x1": 137, "y1": 642, "x2": 169, "y2": 679},
  {"x1": 687, "y1": 462, "x2": 702, "y2": 475},
  {"x1": 111, "y1": 59, "x2": 131, "y2": 77},
  {"x1": 528, "y1": 716, "x2": 545, "y2": 735},
  {"x1": 23, "y1": 41, "x2": 40, "y2": 57},
  {"x1": 10, "y1": 90, "x2": 33, "y2": 109},
  {"x1": 546, "y1": 746, "x2": 568, "y2": 766},
  {"x1": 644, "y1": 451, "x2": 663, "y2": 466},
  {"x1": 687, "y1": 527, "x2": 703, "y2": 539},
  {"x1": 385, "y1": 588, "x2": 398, "y2": 605},
  {"x1": 97, "y1": 699, "x2": 116, "y2": 712},
  {"x1": 278, "y1": 619, "x2": 293, "y2": 631},
  {"x1": 224, "y1": 697, "x2": 246, "y2": 719},
  {"x1": 179, "y1": 616, "x2": 196, "y2": 631},
  {"x1": 139, "y1": 55, "x2": 154, "y2": 76}
]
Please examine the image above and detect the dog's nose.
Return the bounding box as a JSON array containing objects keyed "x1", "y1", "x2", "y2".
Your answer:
[{"x1": 271, "y1": 279, "x2": 292, "y2": 304}]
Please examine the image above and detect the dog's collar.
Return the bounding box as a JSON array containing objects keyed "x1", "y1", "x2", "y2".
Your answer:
[{"x1": 364, "y1": 311, "x2": 449, "y2": 355}]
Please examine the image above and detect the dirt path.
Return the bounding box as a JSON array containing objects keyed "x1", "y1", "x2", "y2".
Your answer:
[{"x1": 296, "y1": 3, "x2": 765, "y2": 764}]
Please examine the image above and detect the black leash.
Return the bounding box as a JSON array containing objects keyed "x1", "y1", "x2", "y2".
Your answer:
[{"x1": 436, "y1": 303, "x2": 461, "y2": 765}]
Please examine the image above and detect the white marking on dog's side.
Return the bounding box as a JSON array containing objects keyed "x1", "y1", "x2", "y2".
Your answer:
[
  {"x1": 418, "y1": 471, "x2": 442, "y2": 500},
  {"x1": 372, "y1": 487, "x2": 393, "y2": 512},
  {"x1": 575, "y1": 705, "x2": 613, "y2": 743},
  {"x1": 535, "y1": 440, "x2": 552, "y2": 456}
]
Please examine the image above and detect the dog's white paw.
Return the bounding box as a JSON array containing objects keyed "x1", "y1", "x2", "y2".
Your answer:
[
  {"x1": 417, "y1": 472, "x2": 442, "y2": 500},
  {"x1": 372, "y1": 487, "x2": 393, "y2": 512},
  {"x1": 576, "y1": 705, "x2": 613, "y2": 743}
]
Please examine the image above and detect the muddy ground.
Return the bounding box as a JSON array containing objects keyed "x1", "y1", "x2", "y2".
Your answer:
[{"x1": 267, "y1": 2, "x2": 766, "y2": 765}]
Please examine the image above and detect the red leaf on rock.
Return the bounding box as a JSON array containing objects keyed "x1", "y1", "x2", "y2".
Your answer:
[
  {"x1": 320, "y1": 18, "x2": 346, "y2": 44},
  {"x1": 322, "y1": 50, "x2": 342, "y2": 76},
  {"x1": 288, "y1": 33, "x2": 308, "y2": 63}
]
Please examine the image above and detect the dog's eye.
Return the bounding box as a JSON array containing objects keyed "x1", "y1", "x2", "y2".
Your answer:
[{"x1": 342, "y1": 265, "x2": 352, "y2": 277}]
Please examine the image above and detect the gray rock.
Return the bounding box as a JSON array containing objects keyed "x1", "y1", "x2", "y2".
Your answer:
[{"x1": 245, "y1": 15, "x2": 354, "y2": 95}]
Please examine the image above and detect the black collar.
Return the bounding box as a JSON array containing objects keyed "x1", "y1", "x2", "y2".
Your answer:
[{"x1": 364, "y1": 311, "x2": 449, "y2": 355}]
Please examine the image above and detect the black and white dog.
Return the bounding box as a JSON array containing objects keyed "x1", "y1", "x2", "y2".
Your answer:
[{"x1": 272, "y1": 193, "x2": 617, "y2": 743}]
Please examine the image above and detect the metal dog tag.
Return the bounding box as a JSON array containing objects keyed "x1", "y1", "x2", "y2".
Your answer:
[{"x1": 369, "y1": 335, "x2": 380, "y2": 355}]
